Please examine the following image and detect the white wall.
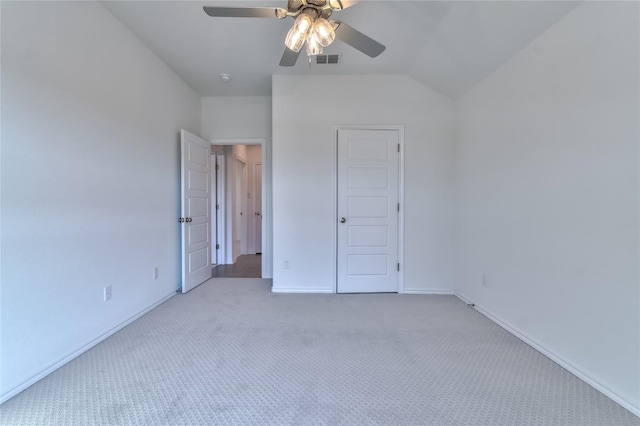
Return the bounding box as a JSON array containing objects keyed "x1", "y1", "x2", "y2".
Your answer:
[
  {"x1": 272, "y1": 75, "x2": 455, "y2": 293},
  {"x1": 202, "y1": 97, "x2": 273, "y2": 277},
  {"x1": 201, "y1": 97, "x2": 271, "y2": 141},
  {"x1": 454, "y1": 2, "x2": 639, "y2": 414},
  {"x1": 0, "y1": 1, "x2": 201, "y2": 402}
]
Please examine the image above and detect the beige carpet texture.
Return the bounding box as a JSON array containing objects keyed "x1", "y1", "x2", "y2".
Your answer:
[{"x1": 1, "y1": 278, "x2": 638, "y2": 425}]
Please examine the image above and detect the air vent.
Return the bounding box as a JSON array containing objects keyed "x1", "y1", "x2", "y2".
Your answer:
[{"x1": 316, "y1": 54, "x2": 340, "y2": 65}]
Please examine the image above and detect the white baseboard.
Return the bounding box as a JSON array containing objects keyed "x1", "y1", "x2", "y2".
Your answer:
[
  {"x1": 272, "y1": 288, "x2": 455, "y2": 295},
  {"x1": 272, "y1": 287, "x2": 334, "y2": 294},
  {"x1": 454, "y1": 291, "x2": 640, "y2": 418},
  {"x1": 0, "y1": 291, "x2": 177, "y2": 404},
  {"x1": 403, "y1": 289, "x2": 455, "y2": 295}
]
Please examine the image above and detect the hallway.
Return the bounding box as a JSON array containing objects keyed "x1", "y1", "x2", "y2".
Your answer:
[{"x1": 211, "y1": 254, "x2": 261, "y2": 278}]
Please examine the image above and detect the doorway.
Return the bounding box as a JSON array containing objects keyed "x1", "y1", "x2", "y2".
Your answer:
[{"x1": 210, "y1": 140, "x2": 268, "y2": 278}]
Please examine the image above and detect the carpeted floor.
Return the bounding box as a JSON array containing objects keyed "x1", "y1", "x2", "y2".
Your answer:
[{"x1": 1, "y1": 278, "x2": 638, "y2": 425}]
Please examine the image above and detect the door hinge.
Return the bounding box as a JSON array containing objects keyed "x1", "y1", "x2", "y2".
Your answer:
[
  {"x1": 216, "y1": 204, "x2": 220, "y2": 210},
  {"x1": 397, "y1": 263, "x2": 400, "y2": 271},
  {"x1": 215, "y1": 164, "x2": 219, "y2": 171},
  {"x1": 397, "y1": 203, "x2": 400, "y2": 212},
  {"x1": 397, "y1": 143, "x2": 400, "y2": 153},
  {"x1": 216, "y1": 244, "x2": 220, "y2": 250}
]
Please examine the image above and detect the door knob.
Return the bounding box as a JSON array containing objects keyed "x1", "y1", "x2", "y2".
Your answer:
[{"x1": 340, "y1": 217, "x2": 346, "y2": 223}]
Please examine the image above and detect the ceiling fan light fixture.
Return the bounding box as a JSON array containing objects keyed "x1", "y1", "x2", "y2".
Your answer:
[
  {"x1": 284, "y1": 27, "x2": 305, "y2": 52},
  {"x1": 285, "y1": 13, "x2": 314, "y2": 52},
  {"x1": 306, "y1": 34, "x2": 323, "y2": 56},
  {"x1": 312, "y1": 17, "x2": 335, "y2": 47},
  {"x1": 203, "y1": 3, "x2": 387, "y2": 67}
]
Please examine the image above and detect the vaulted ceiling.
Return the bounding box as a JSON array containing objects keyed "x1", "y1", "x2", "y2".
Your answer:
[{"x1": 102, "y1": 0, "x2": 579, "y2": 98}]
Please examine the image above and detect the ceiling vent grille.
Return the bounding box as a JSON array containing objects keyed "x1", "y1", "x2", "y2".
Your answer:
[{"x1": 316, "y1": 54, "x2": 340, "y2": 65}]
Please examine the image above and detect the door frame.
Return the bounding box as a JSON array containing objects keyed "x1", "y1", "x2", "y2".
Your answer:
[
  {"x1": 211, "y1": 150, "x2": 225, "y2": 265},
  {"x1": 253, "y1": 162, "x2": 263, "y2": 254},
  {"x1": 233, "y1": 155, "x2": 248, "y2": 261},
  {"x1": 332, "y1": 125, "x2": 405, "y2": 294},
  {"x1": 210, "y1": 138, "x2": 271, "y2": 279}
]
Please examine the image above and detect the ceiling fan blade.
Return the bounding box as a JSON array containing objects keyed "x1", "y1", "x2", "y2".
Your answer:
[
  {"x1": 279, "y1": 47, "x2": 301, "y2": 67},
  {"x1": 203, "y1": 6, "x2": 284, "y2": 18},
  {"x1": 332, "y1": 20, "x2": 385, "y2": 58}
]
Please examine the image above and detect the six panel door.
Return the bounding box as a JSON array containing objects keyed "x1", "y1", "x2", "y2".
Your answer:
[{"x1": 337, "y1": 129, "x2": 400, "y2": 293}]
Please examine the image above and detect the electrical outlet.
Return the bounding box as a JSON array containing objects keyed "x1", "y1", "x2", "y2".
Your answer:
[
  {"x1": 482, "y1": 274, "x2": 488, "y2": 287},
  {"x1": 284, "y1": 260, "x2": 290, "y2": 269},
  {"x1": 153, "y1": 267, "x2": 159, "y2": 280},
  {"x1": 104, "y1": 286, "x2": 112, "y2": 302}
]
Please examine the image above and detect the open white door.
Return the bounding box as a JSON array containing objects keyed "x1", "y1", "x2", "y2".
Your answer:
[
  {"x1": 337, "y1": 129, "x2": 400, "y2": 293},
  {"x1": 180, "y1": 130, "x2": 211, "y2": 293}
]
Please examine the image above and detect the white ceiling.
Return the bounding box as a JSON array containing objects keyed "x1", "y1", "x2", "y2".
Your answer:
[{"x1": 102, "y1": 0, "x2": 579, "y2": 99}]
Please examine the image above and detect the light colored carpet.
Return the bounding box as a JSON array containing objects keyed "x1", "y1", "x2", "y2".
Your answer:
[{"x1": 1, "y1": 278, "x2": 637, "y2": 425}]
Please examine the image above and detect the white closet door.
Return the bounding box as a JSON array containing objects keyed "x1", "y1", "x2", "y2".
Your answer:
[{"x1": 337, "y1": 129, "x2": 400, "y2": 293}]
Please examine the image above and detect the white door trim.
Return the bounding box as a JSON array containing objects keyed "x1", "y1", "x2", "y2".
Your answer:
[
  {"x1": 212, "y1": 153, "x2": 226, "y2": 265},
  {"x1": 233, "y1": 155, "x2": 248, "y2": 261},
  {"x1": 210, "y1": 153, "x2": 218, "y2": 265},
  {"x1": 332, "y1": 125, "x2": 405, "y2": 294},
  {"x1": 253, "y1": 162, "x2": 263, "y2": 254},
  {"x1": 210, "y1": 138, "x2": 271, "y2": 279}
]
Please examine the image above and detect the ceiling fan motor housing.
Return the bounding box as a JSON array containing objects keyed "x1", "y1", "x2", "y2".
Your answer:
[{"x1": 289, "y1": 0, "x2": 334, "y2": 19}]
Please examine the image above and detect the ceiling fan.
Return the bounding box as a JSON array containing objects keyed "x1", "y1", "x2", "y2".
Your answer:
[{"x1": 203, "y1": 0, "x2": 386, "y2": 66}]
